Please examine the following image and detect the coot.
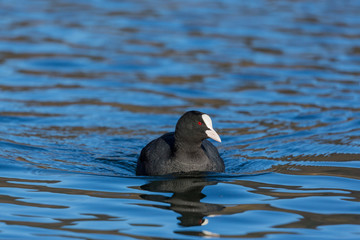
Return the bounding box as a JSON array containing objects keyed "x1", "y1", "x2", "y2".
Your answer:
[{"x1": 136, "y1": 111, "x2": 225, "y2": 176}]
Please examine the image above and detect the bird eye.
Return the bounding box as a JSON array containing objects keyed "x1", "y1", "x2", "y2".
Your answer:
[{"x1": 198, "y1": 121, "x2": 202, "y2": 125}]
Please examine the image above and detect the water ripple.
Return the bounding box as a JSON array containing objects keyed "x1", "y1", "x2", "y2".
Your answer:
[{"x1": 1, "y1": 0, "x2": 360, "y2": 239}]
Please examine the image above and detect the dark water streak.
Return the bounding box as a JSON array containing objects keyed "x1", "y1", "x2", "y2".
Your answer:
[{"x1": 1, "y1": 0, "x2": 360, "y2": 239}]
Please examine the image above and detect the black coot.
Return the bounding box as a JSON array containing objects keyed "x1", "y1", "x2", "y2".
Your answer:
[{"x1": 136, "y1": 111, "x2": 225, "y2": 176}]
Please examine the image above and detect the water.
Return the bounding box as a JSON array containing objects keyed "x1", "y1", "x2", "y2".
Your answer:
[{"x1": 1, "y1": 0, "x2": 360, "y2": 239}]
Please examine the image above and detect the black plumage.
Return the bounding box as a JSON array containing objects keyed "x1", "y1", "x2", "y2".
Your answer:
[{"x1": 136, "y1": 111, "x2": 224, "y2": 176}]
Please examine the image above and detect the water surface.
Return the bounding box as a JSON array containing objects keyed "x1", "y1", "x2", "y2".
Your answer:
[{"x1": 1, "y1": 0, "x2": 360, "y2": 239}]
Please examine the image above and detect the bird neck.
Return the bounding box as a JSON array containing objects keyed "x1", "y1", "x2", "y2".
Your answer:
[{"x1": 174, "y1": 132, "x2": 203, "y2": 153}]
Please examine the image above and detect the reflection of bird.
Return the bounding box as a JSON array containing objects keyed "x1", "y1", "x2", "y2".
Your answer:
[
  {"x1": 140, "y1": 177, "x2": 224, "y2": 226},
  {"x1": 136, "y1": 111, "x2": 225, "y2": 176}
]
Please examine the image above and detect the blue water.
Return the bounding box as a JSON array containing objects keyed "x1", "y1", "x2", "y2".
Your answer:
[{"x1": 1, "y1": 0, "x2": 360, "y2": 239}]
